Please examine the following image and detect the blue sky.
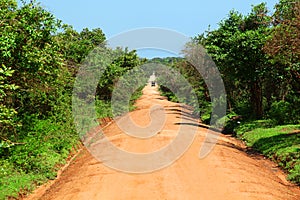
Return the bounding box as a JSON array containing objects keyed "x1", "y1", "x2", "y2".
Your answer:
[{"x1": 21, "y1": 0, "x2": 279, "y2": 58}]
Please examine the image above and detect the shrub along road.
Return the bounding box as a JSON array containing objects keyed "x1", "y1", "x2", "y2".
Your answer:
[{"x1": 25, "y1": 85, "x2": 300, "y2": 200}]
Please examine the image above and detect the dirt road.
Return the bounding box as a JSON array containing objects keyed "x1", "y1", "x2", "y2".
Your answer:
[{"x1": 26, "y1": 85, "x2": 300, "y2": 200}]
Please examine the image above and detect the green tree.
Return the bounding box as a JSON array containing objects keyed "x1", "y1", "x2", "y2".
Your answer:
[
  {"x1": 55, "y1": 26, "x2": 106, "y2": 76},
  {"x1": 0, "y1": 65, "x2": 18, "y2": 143},
  {"x1": 264, "y1": 0, "x2": 300, "y2": 91},
  {"x1": 0, "y1": 0, "x2": 65, "y2": 118},
  {"x1": 197, "y1": 3, "x2": 272, "y2": 119},
  {"x1": 263, "y1": 0, "x2": 300, "y2": 123},
  {"x1": 97, "y1": 48, "x2": 143, "y2": 101}
]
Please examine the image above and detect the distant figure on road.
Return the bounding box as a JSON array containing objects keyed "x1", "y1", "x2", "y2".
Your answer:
[{"x1": 149, "y1": 72, "x2": 156, "y2": 87}]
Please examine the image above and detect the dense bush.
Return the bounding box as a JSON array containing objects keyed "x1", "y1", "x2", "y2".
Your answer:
[
  {"x1": 0, "y1": 0, "x2": 299, "y2": 198},
  {"x1": 153, "y1": 58, "x2": 211, "y2": 120},
  {"x1": 0, "y1": 0, "x2": 147, "y2": 197},
  {"x1": 194, "y1": 1, "x2": 300, "y2": 124},
  {"x1": 268, "y1": 101, "x2": 291, "y2": 125}
]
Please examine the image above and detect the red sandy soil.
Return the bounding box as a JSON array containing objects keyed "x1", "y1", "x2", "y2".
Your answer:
[{"x1": 24, "y1": 85, "x2": 300, "y2": 200}]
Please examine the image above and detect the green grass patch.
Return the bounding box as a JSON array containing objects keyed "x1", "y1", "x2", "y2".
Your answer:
[
  {"x1": 239, "y1": 123, "x2": 300, "y2": 184},
  {"x1": 0, "y1": 85, "x2": 144, "y2": 200},
  {"x1": 0, "y1": 159, "x2": 45, "y2": 199},
  {"x1": 236, "y1": 119, "x2": 275, "y2": 135},
  {"x1": 0, "y1": 117, "x2": 79, "y2": 200}
]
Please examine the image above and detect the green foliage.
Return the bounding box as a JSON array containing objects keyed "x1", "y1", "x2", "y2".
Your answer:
[
  {"x1": 197, "y1": 4, "x2": 272, "y2": 119},
  {"x1": 194, "y1": 1, "x2": 300, "y2": 126},
  {"x1": 96, "y1": 49, "x2": 144, "y2": 101},
  {"x1": 236, "y1": 119, "x2": 275, "y2": 135},
  {"x1": 0, "y1": 159, "x2": 41, "y2": 199},
  {"x1": 9, "y1": 118, "x2": 78, "y2": 175},
  {"x1": 159, "y1": 86, "x2": 179, "y2": 103},
  {"x1": 129, "y1": 87, "x2": 144, "y2": 110},
  {"x1": 0, "y1": 1, "x2": 81, "y2": 198},
  {"x1": 93, "y1": 49, "x2": 145, "y2": 120},
  {"x1": 263, "y1": 0, "x2": 300, "y2": 125},
  {"x1": 152, "y1": 57, "x2": 211, "y2": 122},
  {"x1": 95, "y1": 100, "x2": 113, "y2": 119},
  {"x1": 0, "y1": 0, "x2": 299, "y2": 198},
  {"x1": 288, "y1": 163, "x2": 300, "y2": 184},
  {"x1": 218, "y1": 111, "x2": 241, "y2": 135},
  {"x1": 239, "y1": 125, "x2": 300, "y2": 184},
  {"x1": 55, "y1": 25, "x2": 106, "y2": 76},
  {"x1": 268, "y1": 101, "x2": 291, "y2": 125},
  {"x1": 200, "y1": 112, "x2": 211, "y2": 124},
  {"x1": 0, "y1": 114, "x2": 79, "y2": 199},
  {"x1": 0, "y1": 0, "x2": 66, "y2": 120},
  {"x1": 0, "y1": 65, "x2": 19, "y2": 141}
]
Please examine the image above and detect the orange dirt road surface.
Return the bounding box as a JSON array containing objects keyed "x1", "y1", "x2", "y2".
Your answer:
[{"x1": 25, "y1": 85, "x2": 300, "y2": 200}]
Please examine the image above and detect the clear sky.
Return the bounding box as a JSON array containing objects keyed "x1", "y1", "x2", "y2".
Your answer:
[{"x1": 20, "y1": 0, "x2": 279, "y2": 58}]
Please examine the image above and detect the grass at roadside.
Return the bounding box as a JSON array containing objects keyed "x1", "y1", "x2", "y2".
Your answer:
[
  {"x1": 237, "y1": 123, "x2": 300, "y2": 185},
  {"x1": 0, "y1": 86, "x2": 144, "y2": 200},
  {"x1": 0, "y1": 118, "x2": 80, "y2": 200},
  {"x1": 0, "y1": 160, "x2": 46, "y2": 199}
]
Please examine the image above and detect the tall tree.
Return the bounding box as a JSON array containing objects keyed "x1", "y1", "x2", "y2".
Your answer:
[
  {"x1": 264, "y1": 0, "x2": 300, "y2": 88},
  {"x1": 197, "y1": 3, "x2": 272, "y2": 119},
  {"x1": 55, "y1": 26, "x2": 106, "y2": 76},
  {"x1": 263, "y1": 0, "x2": 300, "y2": 124}
]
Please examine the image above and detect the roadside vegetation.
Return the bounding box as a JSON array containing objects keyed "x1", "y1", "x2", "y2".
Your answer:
[
  {"x1": 156, "y1": 0, "x2": 300, "y2": 185},
  {"x1": 0, "y1": 0, "x2": 299, "y2": 199},
  {"x1": 200, "y1": 0, "x2": 300, "y2": 185},
  {"x1": 237, "y1": 123, "x2": 300, "y2": 184},
  {"x1": 0, "y1": 0, "x2": 144, "y2": 199}
]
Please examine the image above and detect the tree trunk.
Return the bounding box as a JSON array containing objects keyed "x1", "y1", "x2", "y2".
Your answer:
[{"x1": 250, "y1": 80, "x2": 263, "y2": 119}]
